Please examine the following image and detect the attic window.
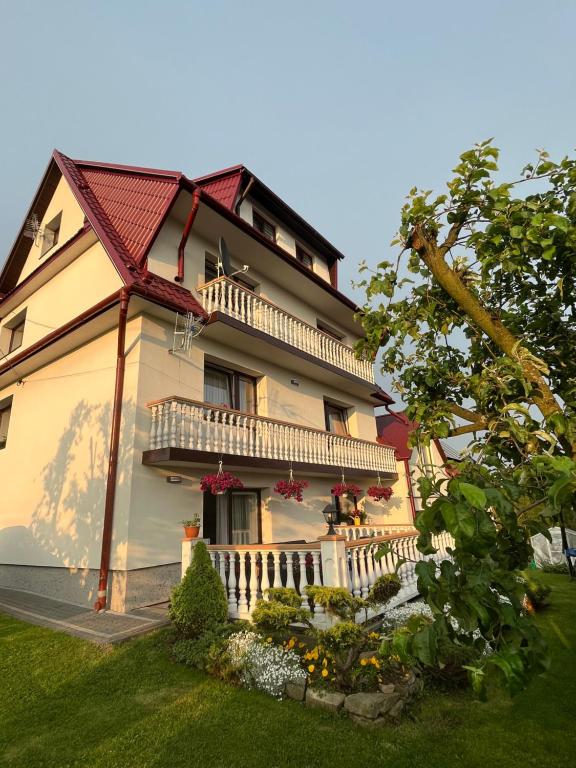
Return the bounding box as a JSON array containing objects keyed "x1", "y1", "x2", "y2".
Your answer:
[
  {"x1": 296, "y1": 245, "x2": 313, "y2": 269},
  {"x1": 41, "y1": 212, "x2": 62, "y2": 257},
  {"x1": 253, "y1": 211, "x2": 276, "y2": 242}
]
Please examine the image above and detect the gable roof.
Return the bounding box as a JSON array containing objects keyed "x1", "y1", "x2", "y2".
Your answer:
[
  {"x1": 0, "y1": 151, "x2": 204, "y2": 318},
  {"x1": 376, "y1": 410, "x2": 462, "y2": 465},
  {"x1": 193, "y1": 165, "x2": 346, "y2": 264}
]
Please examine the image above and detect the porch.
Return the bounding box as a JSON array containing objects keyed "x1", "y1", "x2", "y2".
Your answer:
[{"x1": 182, "y1": 529, "x2": 452, "y2": 626}]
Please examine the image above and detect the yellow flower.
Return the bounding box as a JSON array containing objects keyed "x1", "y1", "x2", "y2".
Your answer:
[
  {"x1": 298, "y1": 642, "x2": 305, "y2": 649},
  {"x1": 311, "y1": 647, "x2": 319, "y2": 660},
  {"x1": 369, "y1": 632, "x2": 380, "y2": 640},
  {"x1": 308, "y1": 664, "x2": 315, "y2": 673},
  {"x1": 370, "y1": 657, "x2": 381, "y2": 669},
  {"x1": 321, "y1": 669, "x2": 329, "y2": 678},
  {"x1": 322, "y1": 657, "x2": 328, "y2": 668},
  {"x1": 286, "y1": 638, "x2": 295, "y2": 649},
  {"x1": 266, "y1": 637, "x2": 273, "y2": 643},
  {"x1": 360, "y1": 658, "x2": 368, "y2": 666}
]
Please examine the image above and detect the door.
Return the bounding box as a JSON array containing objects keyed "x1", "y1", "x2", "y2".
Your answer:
[{"x1": 229, "y1": 490, "x2": 261, "y2": 545}]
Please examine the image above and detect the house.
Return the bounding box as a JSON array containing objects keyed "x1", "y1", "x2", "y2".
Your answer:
[{"x1": 0, "y1": 152, "x2": 444, "y2": 615}]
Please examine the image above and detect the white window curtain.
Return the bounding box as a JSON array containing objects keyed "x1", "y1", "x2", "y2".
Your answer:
[
  {"x1": 204, "y1": 368, "x2": 232, "y2": 407},
  {"x1": 230, "y1": 492, "x2": 258, "y2": 545}
]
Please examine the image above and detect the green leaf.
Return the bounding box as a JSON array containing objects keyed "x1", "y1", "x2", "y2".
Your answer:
[{"x1": 459, "y1": 482, "x2": 488, "y2": 509}]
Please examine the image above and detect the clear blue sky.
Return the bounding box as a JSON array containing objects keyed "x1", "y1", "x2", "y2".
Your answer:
[{"x1": 1, "y1": 1, "x2": 574, "y2": 391}]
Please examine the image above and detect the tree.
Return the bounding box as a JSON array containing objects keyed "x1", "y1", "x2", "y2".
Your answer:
[{"x1": 357, "y1": 141, "x2": 576, "y2": 695}]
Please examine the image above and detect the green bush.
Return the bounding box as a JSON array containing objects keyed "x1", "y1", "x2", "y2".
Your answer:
[
  {"x1": 522, "y1": 573, "x2": 552, "y2": 610},
  {"x1": 366, "y1": 573, "x2": 401, "y2": 606},
  {"x1": 265, "y1": 587, "x2": 302, "y2": 608},
  {"x1": 540, "y1": 561, "x2": 569, "y2": 574},
  {"x1": 319, "y1": 621, "x2": 365, "y2": 654},
  {"x1": 305, "y1": 586, "x2": 364, "y2": 620},
  {"x1": 169, "y1": 541, "x2": 228, "y2": 637},
  {"x1": 251, "y1": 599, "x2": 308, "y2": 632}
]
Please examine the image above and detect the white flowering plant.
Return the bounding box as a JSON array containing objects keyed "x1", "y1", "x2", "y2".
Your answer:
[{"x1": 227, "y1": 631, "x2": 306, "y2": 699}]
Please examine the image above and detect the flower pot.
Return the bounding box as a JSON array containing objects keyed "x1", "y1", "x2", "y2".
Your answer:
[{"x1": 183, "y1": 525, "x2": 200, "y2": 539}]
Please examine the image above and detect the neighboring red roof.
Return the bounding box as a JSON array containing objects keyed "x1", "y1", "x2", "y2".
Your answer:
[{"x1": 376, "y1": 412, "x2": 416, "y2": 460}]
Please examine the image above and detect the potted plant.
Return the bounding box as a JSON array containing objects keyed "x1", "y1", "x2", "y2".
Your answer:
[
  {"x1": 200, "y1": 471, "x2": 243, "y2": 495},
  {"x1": 367, "y1": 485, "x2": 393, "y2": 503},
  {"x1": 180, "y1": 515, "x2": 201, "y2": 539},
  {"x1": 274, "y1": 470, "x2": 309, "y2": 502}
]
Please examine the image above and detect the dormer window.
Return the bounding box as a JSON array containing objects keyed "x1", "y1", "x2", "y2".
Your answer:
[
  {"x1": 296, "y1": 245, "x2": 313, "y2": 269},
  {"x1": 41, "y1": 212, "x2": 62, "y2": 256},
  {"x1": 253, "y1": 211, "x2": 276, "y2": 242}
]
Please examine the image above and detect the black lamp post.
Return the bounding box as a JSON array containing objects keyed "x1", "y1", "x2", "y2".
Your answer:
[{"x1": 322, "y1": 502, "x2": 339, "y2": 536}]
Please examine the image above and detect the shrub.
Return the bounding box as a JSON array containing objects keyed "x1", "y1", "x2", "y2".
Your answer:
[
  {"x1": 539, "y1": 561, "x2": 569, "y2": 574},
  {"x1": 266, "y1": 587, "x2": 302, "y2": 608},
  {"x1": 169, "y1": 541, "x2": 228, "y2": 637},
  {"x1": 305, "y1": 586, "x2": 364, "y2": 621},
  {"x1": 521, "y1": 573, "x2": 552, "y2": 611},
  {"x1": 366, "y1": 573, "x2": 401, "y2": 606},
  {"x1": 319, "y1": 621, "x2": 365, "y2": 654},
  {"x1": 251, "y1": 599, "x2": 309, "y2": 632},
  {"x1": 172, "y1": 622, "x2": 246, "y2": 670}
]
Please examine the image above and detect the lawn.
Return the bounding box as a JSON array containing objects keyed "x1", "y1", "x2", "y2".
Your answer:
[{"x1": 1, "y1": 573, "x2": 574, "y2": 768}]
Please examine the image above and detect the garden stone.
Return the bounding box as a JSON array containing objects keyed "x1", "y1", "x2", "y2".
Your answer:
[
  {"x1": 388, "y1": 699, "x2": 405, "y2": 719},
  {"x1": 378, "y1": 691, "x2": 402, "y2": 716},
  {"x1": 305, "y1": 688, "x2": 345, "y2": 713},
  {"x1": 344, "y1": 692, "x2": 387, "y2": 720},
  {"x1": 349, "y1": 714, "x2": 387, "y2": 729},
  {"x1": 378, "y1": 683, "x2": 395, "y2": 695},
  {"x1": 285, "y1": 678, "x2": 306, "y2": 702}
]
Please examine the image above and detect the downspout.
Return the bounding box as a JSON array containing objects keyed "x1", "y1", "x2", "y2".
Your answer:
[
  {"x1": 175, "y1": 189, "x2": 201, "y2": 283},
  {"x1": 234, "y1": 175, "x2": 255, "y2": 215},
  {"x1": 94, "y1": 288, "x2": 130, "y2": 611}
]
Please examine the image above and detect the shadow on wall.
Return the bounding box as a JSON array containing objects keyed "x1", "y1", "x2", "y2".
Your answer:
[
  {"x1": 0, "y1": 399, "x2": 135, "y2": 602},
  {"x1": 266, "y1": 493, "x2": 327, "y2": 542}
]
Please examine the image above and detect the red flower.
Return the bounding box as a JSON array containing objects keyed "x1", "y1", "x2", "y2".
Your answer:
[
  {"x1": 331, "y1": 482, "x2": 362, "y2": 497},
  {"x1": 367, "y1": 485, "x2": 393, "y2": 502},
  {"x1": 274, "y1": 479, "x2": 309, "y2": 502},
  {"x1": 200, "y1": 472, "x2": 244, "y2": 495}
]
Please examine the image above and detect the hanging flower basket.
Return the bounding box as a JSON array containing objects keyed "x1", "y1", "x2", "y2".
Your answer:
[
  {"x1": 274, "y1": 478, "x2": 309, "y2": 502},
  {"x1": 200, "y1": 471, "x2": 244, "y2": 495},
  {"x1": 367, "y1": 485, "x2": 393, "y2": 503},
  {"x1": 331, "y1": 482, "x2": 362, "y2": 498}
]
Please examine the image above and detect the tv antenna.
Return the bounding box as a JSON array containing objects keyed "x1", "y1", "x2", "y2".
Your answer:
[
  {"x1": 170, "y1": 312, "x2": 205, "y2": 354},
  {"x1": 23, "y1": 214, "x2": 43, "y2": 246}
]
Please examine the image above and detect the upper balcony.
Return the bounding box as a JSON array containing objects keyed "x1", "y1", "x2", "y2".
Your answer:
[{"x1": 198, "y1": 277, "x2": 375, "y2": 386}]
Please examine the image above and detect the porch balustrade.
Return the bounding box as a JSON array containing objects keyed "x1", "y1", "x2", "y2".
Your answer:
[
  {"x1": 334, "y1": 524, "x2": 417, "y2": 541},
  {"x1": 182, "y1": 530, "x2": 453, "y2": 624},
  {"x1": 198, "y1": 277, "x2": 375, "y2": 384},
  {"x1": 149, "y1": 398, "x2": 397, "y2": 474}
]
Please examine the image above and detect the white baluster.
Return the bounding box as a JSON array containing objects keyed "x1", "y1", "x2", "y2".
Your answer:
[
  {"x1": 272, "y1": 551, "x2": 282, "y2": 588},
  {"x1": 298, "y1": 551, "x2": 309, "y2": 609},
  {"x1": 227, "y1": 552, "x2": 238, "y2": 617},
  {"x1": 248, "y1": 552, "x2": 259, "y2": 614},
  {"x1": 237, "y1": 552, "x2": 249, "y2": 616},
  {"x1": 285, "y1": 552, "x2": 296, "y2": 591},
  {"x1": 260, "y1": 551, "x2": 270, "y2": 597}
]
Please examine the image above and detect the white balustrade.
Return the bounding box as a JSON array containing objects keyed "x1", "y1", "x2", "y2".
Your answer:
[
  {"x1": 148, "y1": 398, "x2": 397, "y2": 474},
  {"x1": 335, "y1": 524, "x2": 416, "y2": 541},
  {"x1": 198, "y1": 277, "x2": 375, "y2": 384}
]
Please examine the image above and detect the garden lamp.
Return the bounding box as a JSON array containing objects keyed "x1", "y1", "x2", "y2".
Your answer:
[{"x1": 322, "y1": 502, "x2": 338, "y2": 536}]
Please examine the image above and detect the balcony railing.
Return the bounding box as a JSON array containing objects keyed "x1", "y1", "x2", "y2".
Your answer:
[
  {"x1": 148, "y1": 397, "x2": 396, "y2": 474},
  {"x1": 198, "y1": 277, "x2": 375, "y2": 384}
]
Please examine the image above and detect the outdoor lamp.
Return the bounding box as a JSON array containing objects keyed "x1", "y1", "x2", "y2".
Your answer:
[{"x1": 322, "y1": 502, "x2": 338, "y2": 536}]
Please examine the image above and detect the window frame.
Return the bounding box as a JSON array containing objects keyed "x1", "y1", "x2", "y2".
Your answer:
[
  {"x1": 204, "y1": 363, "x2": 258, "y2": 414},
  {"x1": 252, "y1": 210, "x2": 276, "y2": 242},
  {"x1": 295, "y1": 244, "x2": 313, "y2": 269},
  {"x1": 324, "y1": 400, "x2": 350, "y2": 435},
  {"x1": 0, "y1": 398, "x2": 12, "y2": 451},
  {"x1": 8, "y1": 320, "x2": 25, "y2": 353},
  {"x1": 317, "y1": 320, "x2": 344, "y2": 342},
  {"x1": 228, "y1": 488, "x2": 262, "y2": 545},
  {"x1": 41, "y1": 212, "x2": 62, "y2": 257}
]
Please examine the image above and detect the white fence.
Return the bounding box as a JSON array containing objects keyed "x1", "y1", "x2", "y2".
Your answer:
[
  {"x1": 149, "y1": 398, "x2": 397, "y2": 474},
  {"x1": 199, "y1": 277, "x2": 375, "y2": 384}
]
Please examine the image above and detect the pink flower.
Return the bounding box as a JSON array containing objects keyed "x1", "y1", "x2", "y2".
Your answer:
[
  {"x1": 367, "y1": 485, "x2": 393, "y2": 502},
  {"x1": 200, "y1": 472, "x2": 244, "y2": 495},
  {"x1": 331, "y1": 482, "x2": 362, "y2": 497},
  {"x1": 274, "y1": 479, "x2": 309, "y2": 502}
]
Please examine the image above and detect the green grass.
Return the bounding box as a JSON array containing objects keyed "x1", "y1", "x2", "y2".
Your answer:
[{"x1": 1, "y1": 573, "x2": 575, "y2": 768}]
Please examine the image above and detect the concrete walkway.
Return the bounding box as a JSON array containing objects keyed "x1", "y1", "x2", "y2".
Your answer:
[{"x1": 0, "y1": 587, "x2": 169, "y2": 643}]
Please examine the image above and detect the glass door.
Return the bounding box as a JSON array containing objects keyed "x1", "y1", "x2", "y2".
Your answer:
[{"x1": 229, "y1": 491, "x2": 260, "y2": 545}]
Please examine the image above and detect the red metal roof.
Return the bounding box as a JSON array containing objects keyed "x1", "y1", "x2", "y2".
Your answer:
[
  {"x1": 195, "y1": 171, "x2": 243, "y2": 209},
  {"x1": 376, "y1": 412, "x2": 416, "y2": 460},
  {"x1": 78, "y1": 167, "x2": 179, "y2": 263}
]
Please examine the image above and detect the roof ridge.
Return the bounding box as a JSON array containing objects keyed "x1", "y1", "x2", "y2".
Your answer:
[{"x1": 72, "y1": 157, "x2": 183, "y2": 180}]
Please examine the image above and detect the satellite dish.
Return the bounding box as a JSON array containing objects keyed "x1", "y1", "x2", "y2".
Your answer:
[{"x1": 219, "y1": 237, "x2": 232, "y2": 277}]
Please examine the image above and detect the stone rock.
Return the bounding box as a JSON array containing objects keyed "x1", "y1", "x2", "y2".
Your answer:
[
  {"x1": 378, "y1": 683, "x2": 396, "y2": 695},
  {"x1": 305, "y1": 688, "x2": 345, "y2": 713},
  {"x1": 344, "y1": 692, "x2": 388, "y2": 720},
  {"x1": 378, "y1": 692, "x2": 402, "y2": 716},
  {"x1": 285, "y1": 678, "x2": 307, "y2": 702},
  {"x1": 388, "y1": 699, "x2": 405, "y2": 719},
  {"x1": 349, "y1": 713, "x2": 387, "y2": 729}
]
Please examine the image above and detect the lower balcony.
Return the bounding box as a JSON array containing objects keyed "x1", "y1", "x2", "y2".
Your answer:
[{"x1": 143, "y1": 397, "x2": 397, "y2": 476}]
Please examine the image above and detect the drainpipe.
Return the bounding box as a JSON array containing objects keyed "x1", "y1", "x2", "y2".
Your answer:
[
  {"x1": 94, "y1": 288, "x2": 130, "y2": 611},
  {"x1": 175, "y1": 189, "x2": 201, "y2": 283},
  {"x1": 234, "y1": 175, "x2": 254, "y2": 215},
  {"x1": 404, "y1": 457, "x2": 417, "y2": 521}
]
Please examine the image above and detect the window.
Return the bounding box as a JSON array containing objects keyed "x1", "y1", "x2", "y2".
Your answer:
[
  {"x1": 204, "y1": 364, "x2": 257, "y2": 413},
  {"x1": 0, "y1": 399, "x2": 12, "y2": 450},
  {"x1": 296, "y1": 245, "x2": 313, "y2": 269},
  {"x1": 253, "y1": 210, "x2": 276, "y2": 242},
  {"x1": 317, "y1": 320, "x2": 344, "y2": 341},
  {"x1": 8, "y1": 320, "x2": 25, "y2": 353},
  {"x1": 324, "y1": 401, "x2": 349, "y2": 435},
  {"x1": 204, "y1": 255, "x2": 219, "y2": 283},
  {"x1": 41, "y1": 212, "x2": 62, "y2": 256}
]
